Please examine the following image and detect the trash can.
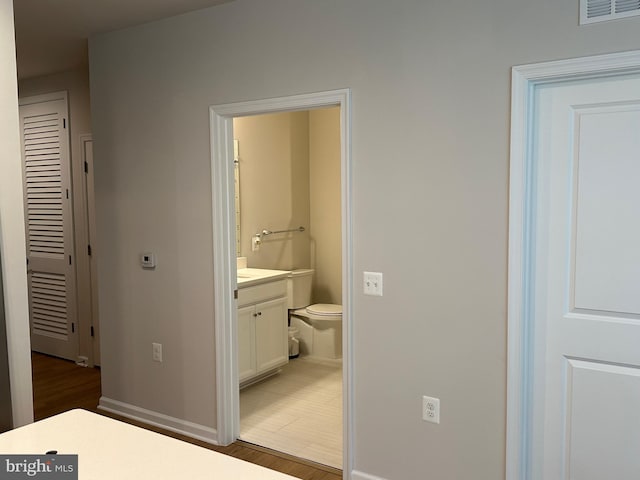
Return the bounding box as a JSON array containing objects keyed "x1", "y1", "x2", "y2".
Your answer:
[{"x1": 288, "y1": 326, "x2": 300, "y2": 359}]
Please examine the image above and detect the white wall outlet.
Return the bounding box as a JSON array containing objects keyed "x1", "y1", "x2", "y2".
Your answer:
[
  {"x1": 152, "y1": 343, "x2": 163, "y2": 362},
  {"x1": 251, "y1": 235, "x2": 261, "y2": 252},
  {"x1": 422, "y1": 395, "x2": 440, "y2": 424},
  {"x1": 363, "y1": 271, "x2": 383, "y2": 296}
]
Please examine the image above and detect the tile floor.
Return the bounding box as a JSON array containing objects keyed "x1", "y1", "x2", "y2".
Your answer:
[{"x1": 239, "y1": 356, "x2": 343, "y2": 469}]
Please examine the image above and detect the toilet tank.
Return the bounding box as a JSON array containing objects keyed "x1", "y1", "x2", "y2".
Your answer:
[{"x1": 287, "y1": 269, "x2": 314, "y2": 309}]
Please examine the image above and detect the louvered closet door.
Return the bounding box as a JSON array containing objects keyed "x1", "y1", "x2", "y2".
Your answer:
[{"x1": 19, "y1": 93, "x2": 78, "y2": 361}]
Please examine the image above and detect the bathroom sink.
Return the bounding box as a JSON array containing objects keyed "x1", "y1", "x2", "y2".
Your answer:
[{"x1": 237, "y1": 268, "x2": 290, "y2": 287}]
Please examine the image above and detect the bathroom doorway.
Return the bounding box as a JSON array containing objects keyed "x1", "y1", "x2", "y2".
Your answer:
[
  {"x1": 209, "y1": 90, "x2": 352, "y2": 474},
  {"x1": 234, "y1": 107, "x2": 342, "y2": 468}
]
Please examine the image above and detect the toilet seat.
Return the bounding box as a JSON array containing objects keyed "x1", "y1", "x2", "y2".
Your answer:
[
  {"x1": 292, "y1": 303, "x2": 342, "y2": 321},
  {"x1": 306, "y1": 303, "x2": 342, "y2": 316}
]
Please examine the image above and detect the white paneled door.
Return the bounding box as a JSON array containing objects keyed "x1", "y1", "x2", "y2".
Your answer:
[
  {"x1": 530, "y1": 73, "x2": 640, "y2": 479},
  {"x1": 19, "y1": 92, "x2": 78, "y2": 361}
]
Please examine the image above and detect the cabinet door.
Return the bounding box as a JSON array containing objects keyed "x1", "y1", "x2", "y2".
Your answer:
[
  {"x1": 237, "y1": 305, "x2": 256, "y2": 382},
  {"x1": 255, "y1": 297, "x2": 288, "y2": 374}
]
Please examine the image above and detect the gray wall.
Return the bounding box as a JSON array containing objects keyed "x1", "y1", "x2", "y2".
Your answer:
[
  {"x1": 234, "y1": 111, "x2": 311, "y2": 269},
  {"x1": 234, "y1": 108, "x2": 342, "y2": 305},
  {"x1": 88, "y1": 1, "x2": 640, "y2": 479},
  {"x1": 309, "y1": 107, "x2": 341, "y2": 305}
]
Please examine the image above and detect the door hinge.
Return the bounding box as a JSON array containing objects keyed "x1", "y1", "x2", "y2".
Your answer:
[
  {"x1": 69, "y1": 255, "x2": 72, "y2": 265},
  {"x1": 90, "y1": 326, "x2": 94, "y2": 337},
  {"x1": 66, "y1": 189, "x2": 69, "y2": 199},
  {"x1": 234, "y1": 289, "x2": 238, "y2": 300},
  {"x1": 26, "y1": 257, "x2": 29, "y2": 266},
  {"x1": 84, "y1": 160, "x2": 88, "y2": 173},
  {"x1": 88, "y1": 244, "x2": 92, "y2": 256},
  {"x1": 63, "y1": 118, "x2": 66, "y2": 129},
  {"x1": 71, "y1": 322, "x2": 75, "y2": 333}
]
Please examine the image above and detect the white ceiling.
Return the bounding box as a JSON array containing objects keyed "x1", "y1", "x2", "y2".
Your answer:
[{"x1": 13, "y1": 0, "x2": 233, "y2": 79}]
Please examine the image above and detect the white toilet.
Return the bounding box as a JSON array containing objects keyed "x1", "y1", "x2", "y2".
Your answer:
[{"x1": 287, "y1": 269, "x2": 342, "y2": 360}]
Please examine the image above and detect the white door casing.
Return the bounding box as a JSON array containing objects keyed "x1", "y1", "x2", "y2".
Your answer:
[
  {"x1": 79, "y1": 134, "x2": 100, "y2": 365},
  {"x1": 507, "y1": 51, "x2": 640, "y2": 480},
  {"x1": 19, "y1": 91, "x2": 78, "y2": 361},
  {"x1": 209, "y1": 89, "x2": 353, "y2": 475}
]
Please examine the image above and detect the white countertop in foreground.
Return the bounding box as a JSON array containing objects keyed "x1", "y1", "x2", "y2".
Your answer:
[
  {"x1": 0, "y1": 409, "x2": 298, "y2": 479},
  {"x1": 237, "y1": 268, "x2": 290, "y2": 288}
]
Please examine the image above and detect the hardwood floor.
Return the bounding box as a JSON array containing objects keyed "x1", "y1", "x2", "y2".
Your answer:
[
  {"x1": 31, "y1": 352, "x2": 342, "y2": 480},
  {"x1": 31, "y1": 352, "x2": 101, "y2": 421}
]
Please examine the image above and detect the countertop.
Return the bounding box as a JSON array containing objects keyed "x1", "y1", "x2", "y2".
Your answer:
[
  {"x1": 237, "y1": 268, "x2": 290, "y2": 288},
  {"x1": 0, "y1": 409, "x2": 297, "y2": 479}
]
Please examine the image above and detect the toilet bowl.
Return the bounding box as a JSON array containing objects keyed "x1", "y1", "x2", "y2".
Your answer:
[
  {"x1": 287, "y1": 270, "x2": 342, "y2": 360},
  {"x1": 291, "y1": 303, "x2": 342, "y2": 359}
]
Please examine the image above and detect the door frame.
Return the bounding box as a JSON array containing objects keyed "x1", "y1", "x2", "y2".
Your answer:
[
  {"x1": 209, "y1": 89, "x2": 353, "y2": 473},
  {"x1": 19, "y1": 91, "x2": 79, "y2": 361},
  {"x1": 506, "y1": 49, "x2": 640, "y2": 480},
  {"x1": 79, "y1": 133, "x2": 100, "y2": 366}
]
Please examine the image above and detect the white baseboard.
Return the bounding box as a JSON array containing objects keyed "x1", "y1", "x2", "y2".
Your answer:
[
  {"x1": 351, "y1": 470, "x2": 389, "y2": 480},
  {"x1": 98, "y1": 396, "x2": 218, "y2": 445}
]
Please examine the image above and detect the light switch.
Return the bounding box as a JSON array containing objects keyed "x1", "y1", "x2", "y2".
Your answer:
[
  {"x1": 363, "y1": 271, "x2": 383, "y2": 296},
  {"x1": 152, "y1": 343, "x2": 162, "y2": 362}
]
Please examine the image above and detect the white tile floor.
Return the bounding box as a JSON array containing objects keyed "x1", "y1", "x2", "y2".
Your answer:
[{"x1": 239, "y1": 356, "x2": 343, "y2": 469}]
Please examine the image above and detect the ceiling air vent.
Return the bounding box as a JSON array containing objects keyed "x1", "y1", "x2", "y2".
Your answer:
[{"x1": 581, "y1": 0, "x2": 640, "y2": 23}]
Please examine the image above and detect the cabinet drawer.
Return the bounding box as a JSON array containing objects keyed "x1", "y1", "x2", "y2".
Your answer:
[{"x1": 238, "y1": 279, "x2": 287, "y2": 307}]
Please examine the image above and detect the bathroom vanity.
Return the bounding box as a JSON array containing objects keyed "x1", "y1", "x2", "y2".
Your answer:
[{"x1": 237, "y1": 268, "x2": 290, "y2": 386}]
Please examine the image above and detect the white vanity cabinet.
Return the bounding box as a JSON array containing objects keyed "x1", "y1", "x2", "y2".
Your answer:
[
  {"x1": 237, "y1": 305, "x2": 257, "y2": 382},
  {"x1": 237, "y1": 278, "x2": 288, "y2": 385}
]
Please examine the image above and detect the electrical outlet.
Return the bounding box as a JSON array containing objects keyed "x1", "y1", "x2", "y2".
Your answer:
[
  {"x1": 422, "y1": 395, "x2": 440, "y2": 424},
  {"x1": 252, "y1": 235, "x2": 261, "y2": 251},
  {"x1": 363, "y1": 271, "x2": 383, "y2": 296},
  {"x1": 152, "y1": 343, "x2": 163, "y2": 362}
]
